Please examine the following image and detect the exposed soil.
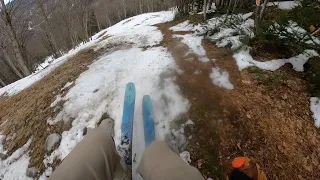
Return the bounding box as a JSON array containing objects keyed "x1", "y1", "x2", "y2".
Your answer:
[
  {"x1": 157, "y1": 21, "x2": 320, "y2": 180},
  {"x1": 0, "y1": 48, "x2": 97, "y2": 173}
]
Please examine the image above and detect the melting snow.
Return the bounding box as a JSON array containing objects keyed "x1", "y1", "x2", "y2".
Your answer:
[
  {"x1": 210, "y1": 67, "x2": 234, "y2": 90},
  {"x1": 174, "y1": 34, "x2": 209, "y2": 62},
  {"x1": 266, "y1": 1, "x2": 300, "y2": 10},
  {"x1": 169, "y1": 20, "x2": 195, "y2": 32},
  {"x1": 233, "y1": 50, "x2": 319, "y2": 71},
  {"x1": 0, "y1": 139, "x2": 32, "y2": 180}
]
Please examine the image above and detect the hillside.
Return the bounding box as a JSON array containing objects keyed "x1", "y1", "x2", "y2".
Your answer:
[{"x1": 1, "y1": 1, "x2": 320, "y2": 180}]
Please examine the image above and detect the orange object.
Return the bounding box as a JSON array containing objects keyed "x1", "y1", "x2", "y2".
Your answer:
[
  {"x1": 256, "y1": 0, "x2": 261, "y2": 6},
  {"x1": 232, "y1": 157, "x2": 247, "y2": 168}
]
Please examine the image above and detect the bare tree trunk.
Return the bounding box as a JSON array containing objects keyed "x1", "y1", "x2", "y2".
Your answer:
[
  {"x1": 37, "y1": 0, "x2": 59, "y2": 58},
  {"x1": 0, "y1": 76, "x2": 5, "y2": 87},
  {"x1": 139, "y1": 0, "x2": 143, "y2": 14},
  {"x1": 224, "y1": 0, "x2": 233, "y2": 22},
  {"x1": 1, "y1": 0, "x2": 31, "y2": 76},
  {"x1": 203, "y1": 0, "x2": 208, "y2": 20},
  {"x1": 259, "y1": 0, "x2": 269, "y2": 19},
  {"x1": 117, "y1": 11, "x2": 122, "y2": 21},
  {"x1": 254, "y1": 4, "x2": 261, "y2": 32},
  {"x1": 208, "y1": 0, "x2": 214, "y2": 9},
  {"x1": 106, "y1": 13, "x2": 112, "y2": 27},
  {"x1": 83, "y1": 10, "x2": 89, "y2": 40},
  {"x1": 1, "y1": 48, "x2": 23, "y2": 78}
]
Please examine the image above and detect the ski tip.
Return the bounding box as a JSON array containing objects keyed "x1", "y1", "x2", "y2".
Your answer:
[
  {"x1": 126, "y1": 82, "x2": 135, "y2": 91},
  {"x1": 143, "y1": 95, "x2": 151, "y2": 102}
]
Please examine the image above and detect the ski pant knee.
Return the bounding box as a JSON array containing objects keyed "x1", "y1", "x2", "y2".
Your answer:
[
  {"x1": 138, "y1": 140, "x2": 204, "y2": 180},
  {"x1": 48, "y1": 127, "x2": 128, "y2": 180}
]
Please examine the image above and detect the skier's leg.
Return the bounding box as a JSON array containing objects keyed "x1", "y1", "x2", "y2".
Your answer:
[
  {"x1": 137, "y1": 140, "x2": 204, "y2": 180},
  {"x1": 49, "y1": 119, "x2": 129, "y2": 180}
]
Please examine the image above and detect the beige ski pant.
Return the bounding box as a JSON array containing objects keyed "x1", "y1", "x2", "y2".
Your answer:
[{"x1": 49, "y1": 126, "x2": 204, "y2": 180}]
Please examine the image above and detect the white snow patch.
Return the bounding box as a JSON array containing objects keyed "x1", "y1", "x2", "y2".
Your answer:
[
  {"x1": 180, "y1": 151, "x2": 191, "y2": 164},
  {"x1": 170, "y1": 20, "x2": 195, "y2": 32},
  {"x1": 210, "y1": 67, "x2": 234, "y2": 90},
  {"x1": 242, "y1": 12, "x2": 253, "y2": 20},
  {"x1": 0, "y1": 139, "x2": 32, "y2": 180},
  {"x1": 61, "y1": 82, "x2": 73, "y2": 91},
  {"x1": 174, "y1": 34, "x2": 209, "y2": 62},
  {"x1": 267, "y1": 1, "x2": 300, "y2": 10},
  {"x1": 50, "y1": 94, "x2": 62, "y2": 108},
  {"x1": 311, "y1": 97, "x2": 320, "y2": 127},
  {"x1": 233, "y1": 50, "x2": 319, "y2": 71}
]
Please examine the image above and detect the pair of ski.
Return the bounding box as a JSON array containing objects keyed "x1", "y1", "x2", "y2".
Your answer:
[{"x1": 119, "y1": 82, "x2": 155, "y2": 171}]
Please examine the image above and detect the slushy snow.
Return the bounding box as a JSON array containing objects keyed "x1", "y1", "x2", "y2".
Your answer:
[
  {"x1": 174, "y1": 34, "x2": 209, "y2": 62},
  {"x1": 210, "y1": 67, "x2": 234, "y2": 90},
  {"x1": 233, "y1": 50, "x2": 319, "y2": 71},
  {"x1": 0, "y1": 138, "x2": 32, "y2": 180}
]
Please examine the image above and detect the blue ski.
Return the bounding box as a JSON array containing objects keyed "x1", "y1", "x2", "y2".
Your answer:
[
  {"x1": 119, "y1": 82, "x2": 136, "y2": 168},
  {"x1": 142, "y1": 95, "x2": 155, "y2": 147}
]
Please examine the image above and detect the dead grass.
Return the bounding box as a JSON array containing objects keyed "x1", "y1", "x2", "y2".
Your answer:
[
  {"x1": 157, "y1": 21, "x2": 320, "y2": 180},
  {"x1": 0, "y1": 48, "x2": 97, "y2": 173}
]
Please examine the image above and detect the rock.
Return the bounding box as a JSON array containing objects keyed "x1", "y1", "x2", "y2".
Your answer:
[
  {"x1": 0, "y1": 153, "x2": 7, "y2": 160},
  {"x1": 26, "y1": 167, "x2": 38, "y2": 178},
  {"x1": 46, "y1": 133, "x2": 61, "y2": 152}
]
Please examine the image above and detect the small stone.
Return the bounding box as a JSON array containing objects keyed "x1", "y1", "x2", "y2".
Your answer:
[
  {"x1": 0, "y1": 153, "x2": 7, "y2": 160},
  {"x1": 26, "y1": 167, "x2": 38, "y2": 178},
  {"x1": 46, "y1": 133, "x2": 61, "y2": 152}
]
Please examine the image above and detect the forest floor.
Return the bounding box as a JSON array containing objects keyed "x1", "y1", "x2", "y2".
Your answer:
[
  {"x1": 157, "y1": 19, "x2": 320, "y2": 180},
  {"x1": 0, "y1": 11, "x2": 320, "y2": 180}
]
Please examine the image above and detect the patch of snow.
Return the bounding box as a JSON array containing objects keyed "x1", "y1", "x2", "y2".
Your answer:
[
  {"x1": 210, "y1": 67, "x2": 234, "y2": 90},
  {"x1": 0, "y1": 139, "x2": 32, "y2": 180},
  {"x1": 0, "y1": 135, "x2": 5, "y2": 152},
  {"x1": 194, "y1": 70, "x2": 201, "y2": 75},
  {"x1": 174, "y1": 34, "x2": 209, "y2": 62},
  {"x1": 50, "y1": 94, "x2": 62, "y2": 108},
  {"x1": 170, "y1": 20, "x2": 195, "y2": 32},
  {"x1": 242, "y1": 12, "x2": 253, "y2": 20},
  {"x1": 180, "y1": 151, "x2": 191, "y2": 164},
  {"x1": 43, "y1": 47, "x2": 189, "y2": 179},
  {"x1": 61, "y1": 82, "x2": 73, "y2": 91},
  {"x1": 185, "y1": 119, "x2": 195, "y2": 125},
  {"x1": 311, "y1": 97, "x2": 320, "y2": 127},
  {"x1": 233, "y1": 49, "x2": 319, "y2": 71},
  {"x1": 34, "y1": 56, "x2": 54, "y2": 73},
  {"x1": 267, "y1": 1, "x2": 300, "y2": 10}
]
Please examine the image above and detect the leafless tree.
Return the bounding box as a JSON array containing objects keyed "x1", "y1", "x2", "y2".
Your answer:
[
  {"x1": 36, "y1": 0, "x2": 60, "y2": 57},
  {"x1": 0, "y1": 0, "x2": 31, "y2": 76}
]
